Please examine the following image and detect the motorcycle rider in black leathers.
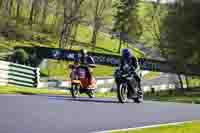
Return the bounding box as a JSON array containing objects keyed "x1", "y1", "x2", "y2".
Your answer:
[{"x1": 118, "y1": 48, "x2": 143, "y2": 100}]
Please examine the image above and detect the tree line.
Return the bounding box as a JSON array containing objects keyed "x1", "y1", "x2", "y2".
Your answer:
[
  {"x1": 139, "y1": 0, "x2": 200, "y2": 89},
  {"x1": 0, "y1": 0, "x2": 112, "y2": 50},
  {"x1": 0, "y1": 0, "x2": 166, "y2": 53},
  {"x1": 1, "y1": 0, "x2": 199, "y2": 61},
  {"x1": 1, "y1": 0, "x2": 200, "y2": 87}
]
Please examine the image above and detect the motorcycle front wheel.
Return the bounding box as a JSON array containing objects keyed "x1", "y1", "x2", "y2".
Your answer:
[{"x1": 117, "y1": 83, "x2": 128, "y2": 103}]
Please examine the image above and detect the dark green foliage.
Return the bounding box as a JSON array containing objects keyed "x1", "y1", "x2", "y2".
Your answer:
[
  {"x1": 113, "y1": 0, "x2": 132, "y2": 33},
  {"x1": 113, "y1": 0, "x2": 142, "y2": 36},
  {"x1": 161, "y1": 1, "x2": 200, "y2": 64},
  {"x1": 11, "y1": 48, "x2": 29, "y2": 65},
  {"x1": 112, "y1": 0, "x2": 142, "y2": 52}
]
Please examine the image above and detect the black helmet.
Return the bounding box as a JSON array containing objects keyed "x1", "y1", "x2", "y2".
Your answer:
[
  {"x1": 122, "y1": 48, "x2": 132, "y2": 60},
  {"x1": 80, "y1": 49, "x2": 87, "y2": 57}
]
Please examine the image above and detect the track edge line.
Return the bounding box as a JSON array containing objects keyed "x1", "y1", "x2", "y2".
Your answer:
[{"x1": 93, "y1": 120, "x2": 194, "y2": 133}]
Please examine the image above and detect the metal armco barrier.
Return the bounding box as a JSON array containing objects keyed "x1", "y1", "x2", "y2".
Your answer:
[
  {"x1": 0, "y1": 60, "x2": 40, "y2": 87},
  {"x1": 16, "y1": 46, "x2": 200, "y2": 76}
]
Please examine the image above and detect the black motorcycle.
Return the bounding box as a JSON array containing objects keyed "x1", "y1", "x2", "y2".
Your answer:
[{"x1": 114, "y1": 64, "x2": 143, "y2": 103}]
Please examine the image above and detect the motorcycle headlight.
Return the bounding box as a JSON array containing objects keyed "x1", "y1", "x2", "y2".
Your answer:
[{"x1": 123, "y1": 64, "x2": 129, "y2": 71}]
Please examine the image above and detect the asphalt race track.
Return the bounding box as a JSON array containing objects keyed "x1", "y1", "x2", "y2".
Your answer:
[{"x1": 0, "y1": 95, "x2": 200, "y2": 133}]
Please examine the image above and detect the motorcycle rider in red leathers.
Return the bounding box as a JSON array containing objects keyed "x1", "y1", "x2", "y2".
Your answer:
[{"x1": 71, "y1": 49, "x2": 96, "y2": 88}]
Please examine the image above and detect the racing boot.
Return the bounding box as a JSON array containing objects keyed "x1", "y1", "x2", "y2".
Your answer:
[{"x1": 137, "y1": 83, "x2": 144, "y2": 103}]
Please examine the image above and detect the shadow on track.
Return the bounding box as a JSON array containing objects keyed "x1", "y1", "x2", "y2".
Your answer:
[{"x1": 47, "y1": 95, "x2": 123, "y2": 104}]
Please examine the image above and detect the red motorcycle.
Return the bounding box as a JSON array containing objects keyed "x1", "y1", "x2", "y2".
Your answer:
[{"x1": 69, "y1": 63, "x2": 96, "y2": 98}]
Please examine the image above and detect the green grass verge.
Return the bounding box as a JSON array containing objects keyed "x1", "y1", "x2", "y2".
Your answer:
[
  {"x1": 0, "y1": 85, "x2": 116, "y2": 98},
  {"x1": 189, "y1": 78, "x2": 200, "y2": 87},
  {"x1": 144, "y1": 90, "x2": 200, "y2": 104},
  {"x1": 143, "y1": 72, "x2": 161, "y2": 80},
  {"x1": 0, "y1": 85, "x2": 67, "y2": 95},
  {"x1": 113, "y1": 121, "x2": 200, "y2": 133}
]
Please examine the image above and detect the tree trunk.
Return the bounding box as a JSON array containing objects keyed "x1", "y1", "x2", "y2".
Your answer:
[
  {"x1": 177, "y1": 74, "x2": 184, "y2": 94},
  {"x1": 70, "y1": 23, "x2": 79, "y2": 49},
  {"x1": 91, "y1": 27, "x2": 98, "y2": 51},
  {"x1": 53, "y1": 0, "x2": 61, "y2": 29},
  {"x1": 91, "y1": 0, "x2": 100, "y2": 52},
  {"x1": 3, "y1": 0, "x2": 10, "y2": 16},
  {"x1": 59, "y1": 0, "x2": 84, "y2": 48},
  {"x1": 59, "y1": 0, "x2": 69, "y2": 48},
  {"x1": 0, "y1": 0, "x2": 3, "y2": 9},
  {"x1": 9, "y1": 0, "x2": 13, "y2": 16},
  {"x1": 118, "y1": 32, "x2": 122, "y2": 53},
  {"x1": 16, "y1": 0, "x2": 21, "y2": 17},
  {"x1": 42, "y1": 0, "x2": 48, "y2": 25},
  {"x1": 59, "y1": 24, "x2": 67, "y2": 48},
  {"x1": 185, "y1": 75, "x2": 189, "y2": 89},
  {"x1": 66, "y1": 23, "x2": 73, "y2": 49},
  {"x1": 59, "y1": 22, "x2": 73, "y2": 48},
  {"x1": 29, "y1": 0, "x2": 35, "y2": 24}
]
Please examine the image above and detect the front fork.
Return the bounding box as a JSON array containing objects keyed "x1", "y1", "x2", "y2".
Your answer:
[{"x1": 116, "y1": 79, "x2": 130, "y2": 96}]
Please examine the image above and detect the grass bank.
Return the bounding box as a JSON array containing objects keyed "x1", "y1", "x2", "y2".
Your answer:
[
  {"x1": 0, "y1": 85, "x2": 67, "y2": 95},
  {"x1": 113, "y1": 121, "x2": 200, "y2": 133},
  {"x1": 144, "y1": 89, "x2": 200, "y2": 104},
  {"x1": 0, "y1": 85, "x2": 116, "y2": 98}
]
